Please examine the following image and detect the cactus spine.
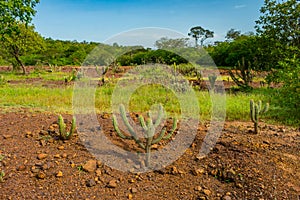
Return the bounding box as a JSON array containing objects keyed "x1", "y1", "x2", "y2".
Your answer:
[
  {"x1": 250, "y1": 100, "x2": 269, "y2": 134},
  {"x1": 58, "y1": 115, "x2": 76, "y2": 140},
  {"x1": 112, "y1": 104, "x2": 177, "y2": 167}
]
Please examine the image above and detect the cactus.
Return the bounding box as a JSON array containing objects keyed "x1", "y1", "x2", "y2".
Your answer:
[
  {"x1": 229, "y1": 57, "x2": 254, "y2": 90},
  {"x1": 58, "y1": 115, "x2": 76, "y2": 140},
  {"x1": 112, "y1": 104, "x2": 177, "y2": 167},
  {"x1": 250, "y1": 100, "x2": 269, "y2": 134},
  {"x1": 208, "y1": 74, "x2": 217, "y2": 92}
]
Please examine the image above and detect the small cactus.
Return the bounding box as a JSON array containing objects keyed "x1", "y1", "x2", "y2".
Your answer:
[
  {"x1": 58, "y1": 115, "x2": 76, "y2": 140},
  {"x1": 113, "y1": 104, "x2": 177, "y2": 167},
  {"x1": 250, "y1": 100, "x2": 269, "y2": 134},
  {"x1": 208, "y1": 74, "x2": 217, "y2": 92}
]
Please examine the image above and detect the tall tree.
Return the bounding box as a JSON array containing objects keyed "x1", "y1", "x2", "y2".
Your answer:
[
  {"x1": 0, "y1": 23, "x2": 44, "y2": 72},
  {"x1": 255, "y1": 0, "x2": 300, "y2": 47},
  {"x1": 188, "y1": 26, "x2": 214, "y2": 47},
  {"x1": 0, "y1": 0, "x2": 40, "y2": 74},
  {"x1": 225, "y1": 28, "x2": 241, "y2": 41}
]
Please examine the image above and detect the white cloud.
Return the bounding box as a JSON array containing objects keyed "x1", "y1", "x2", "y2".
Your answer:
[{"x1": 234, "y1": 4, "x2": 246, "y2": 9}]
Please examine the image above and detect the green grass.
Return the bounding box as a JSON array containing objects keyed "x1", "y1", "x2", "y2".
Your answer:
[{"x1": 0, "y1": 71, "x2": 297, "y2": 126}]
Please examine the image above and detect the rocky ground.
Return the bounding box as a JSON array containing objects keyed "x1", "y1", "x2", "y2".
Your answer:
[{"x1": 0, "y1": 110, "x2": 299, "y2": 200}]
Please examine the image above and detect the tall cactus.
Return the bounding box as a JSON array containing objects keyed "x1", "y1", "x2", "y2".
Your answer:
[
  {"x1": 250, "y1": 100, "x2": 269, "y2": 134},
  {"x1": 112, "y1": 104, "x2": 177, "y2": 167},
  {"x1": 58, "y1": 115, "x2": 76, "y2": 140}
]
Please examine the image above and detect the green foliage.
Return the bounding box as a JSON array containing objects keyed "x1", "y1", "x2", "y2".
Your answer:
[
  {"x1": 0, "y1": 0, "x2": 41, "y2": 74},
  {"x1": 0, "y1": 22, "x2": 44, "y2": 74},
  {"x1": 250, "y1": 99, "x2": 269, "y2": 134},
  {"x1": 58, "y1": 115, "x2": 76, "y2": 140},
  {"x1": 113, "y1": 104, "x2": 177, "y2": 167},
  {"x1": 229, "y1": 58, "x2": 254, "y2": 90}
]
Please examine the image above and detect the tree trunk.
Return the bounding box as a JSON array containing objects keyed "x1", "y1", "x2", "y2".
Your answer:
[{"x1": 14, "y1": 54, "x2": 26, "y2": 74}]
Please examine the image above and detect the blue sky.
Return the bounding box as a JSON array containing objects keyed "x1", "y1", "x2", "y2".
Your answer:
[{"x1": 33, "y1": 0, "x2": 264, "y2": 46}]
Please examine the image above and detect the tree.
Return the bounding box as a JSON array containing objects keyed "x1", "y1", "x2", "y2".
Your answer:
[
  {"x1": 155, "y1": 37, "x2": 190, "y2": 49},
  {"x1": 255, "y1": 0, "x2": 300, "y2": 47},
  {"x1": 225, "y1": 28, "x2": 241, "y2": 41},
  {"x1": 188, "y1": 26, "x2": 214, "y2": 47},
  {"x1": 0, "y1": 0, "x2": 40, "y2": 74},
  {"x1": 0, "y1": 23, "x2": 44, "y2": 73}
]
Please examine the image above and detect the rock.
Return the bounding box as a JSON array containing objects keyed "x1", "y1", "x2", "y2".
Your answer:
[
  {"x1": 82, "y1": 160, "x2": 97, "y2": 173},
  {"x1": 3, "y1": 135, "x2": 12, "y2": 139},
  {"x1": 56, "y1": 171, "x2": 63, "y2": 177},
  {"x1": 39, "y1": 130, "x2": 48, "y2": 136},
  {"x1": 222, "y1": 195, "x2": 232, "y2": 200},
  {"x1": 40, "y1": 140, "x2": 46, "y2": 146},
  {"x1": 194, "y1": 186, "x2": 202, "y2": 191},
  {"x1": 96, "y1": 160, "x2": 102, "y2": 168},
  {"x1": 62, "y1": 153, "x2": 68, "y2": 158},
  {"x1": 54, "y1": 154, "x2": 61, "y2": 158},
  {"x1": 42, "y1": 164, "x2": 49, "y2": 170},
  {"x1": 86, "y1": 179, "x2": 96, "y2": 187},
  {"x1": 95, "y1": 168, "x2": 102, "y2": 176},
  {"x1": 130, "y1": 187, "x2": 138, "y2": 193},
  {"x1": 37, "y1": 172, "x2": 46, "y2": 179},
  {"x1": 127, "y1": 194, "x2": 133, "y2": 199},
  {"x1": 25, "y1": 131, "x2": 33, "y2": 138},
  {"x1": 191, "y1": 168, "x2": 205, "y2": 176},
  {"x1": 107, "y1": 179, "x2": 118, "y2": 188},
  {"x1": 37, "y1": 153, "x2": 48, "y2": 160},
  {"x1": 58, "y1": 146, "x2": 64, "y2": 150},
  {"x1": 203, "y1": 189, "x2": 211, "y2": 196},
  {"x1": 31, "y1": 166, "x2": 40, "y2": 173},
  {"x1": 17, "y1": 165, "x2": 26, "y2": 171}
]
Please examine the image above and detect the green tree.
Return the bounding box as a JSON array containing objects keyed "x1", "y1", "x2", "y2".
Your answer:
[
  {"x1": 225, "y1": 28, "x2": 241, "y2": 41},
  {"x1": 255, "y1": 0, "x2": 300, "y2": 47},
  {"x1": 0, "y1": 23, "x2": 44, "y2": 74},
  {"x1": 155, "y1": 37, "x2": 190, "y2": 49},
  {"x1": 188, "y1": 26, "x2": 214, "y2": 47},
  {"x1": 0, "y1": 0, "x2": 40, "y2": 73}
]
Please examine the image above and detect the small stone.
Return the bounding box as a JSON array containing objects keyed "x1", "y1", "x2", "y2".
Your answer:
[
  {"x1": 194, "y1": 186, "x2": 202, "y2": 191},
  {"x1": 42, "y1": 164, "x2": 49, "y2": 170},
  {"x1": 236, "y1": 183, "x2": 243, "y2": 188},
  {"x1": 31, "y1": 166, "x2": 40, "y2": 173},
  {"x1": 152, "y1": 144, "x2": 159, "y2": 149},
  {"x1": 82, "y1": 160, "x2": 97, "y2": 173},
  {"x1": 3, "y1": 135, "x2": 12, "y2": 139},
  {"x1": 39, "y1": 130, "x2": 48, "y2": 136},
  {"x1": 25, "y1": 131, "x2": 33, "y2": 138},
  {"x1": 192, "y1": 168, "x2": 205, "y2": 176},
  {"x1": 54, "y1": 154, "x2": 61, "y2": 158},
  {"x1": 37, "y1": 172, "x2": 46, "y2": 179},
  {"x1": 130, "y1": 188, "x2": 138, "y2": 193},
  {"x1": 127, "y1": 194, "x2": 133, "y2": 199},
  {"x1": 62, "y1": 153, "x2": 68, "y2": 158},
  {"x1": 203, "y1": 189, "x2": 211, "y2": 196},
  {"x1": 96, "y1": 160, "x2": 102, "y2": 168},
  {"x1": 58, "y1": 146, "x2": 64, "y2": 150},
  {"x1": 56, "y1": 171, "x2": 63, "y2": 177},
  {"x1": 40, "y1": 140, "x2": 46, "y2": 146},
  {"x1": 86, "y1": 179, "x2": 96, "y2": 187},
  {"x1": 107, "y1": 179, "x2": 118, "y2": 188},
  {"x1": 222, "y1": 195, "x2": 232, "y2": 200},
  {"x1": 95, "y1": 168, "x2": 102, "y2": 176},
  {"x1": 37, "y1": 153, "x2": 48, "y2": 160},
  {"x1": 17, "y1": 165, "x2": 26, "y2": 171}
]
